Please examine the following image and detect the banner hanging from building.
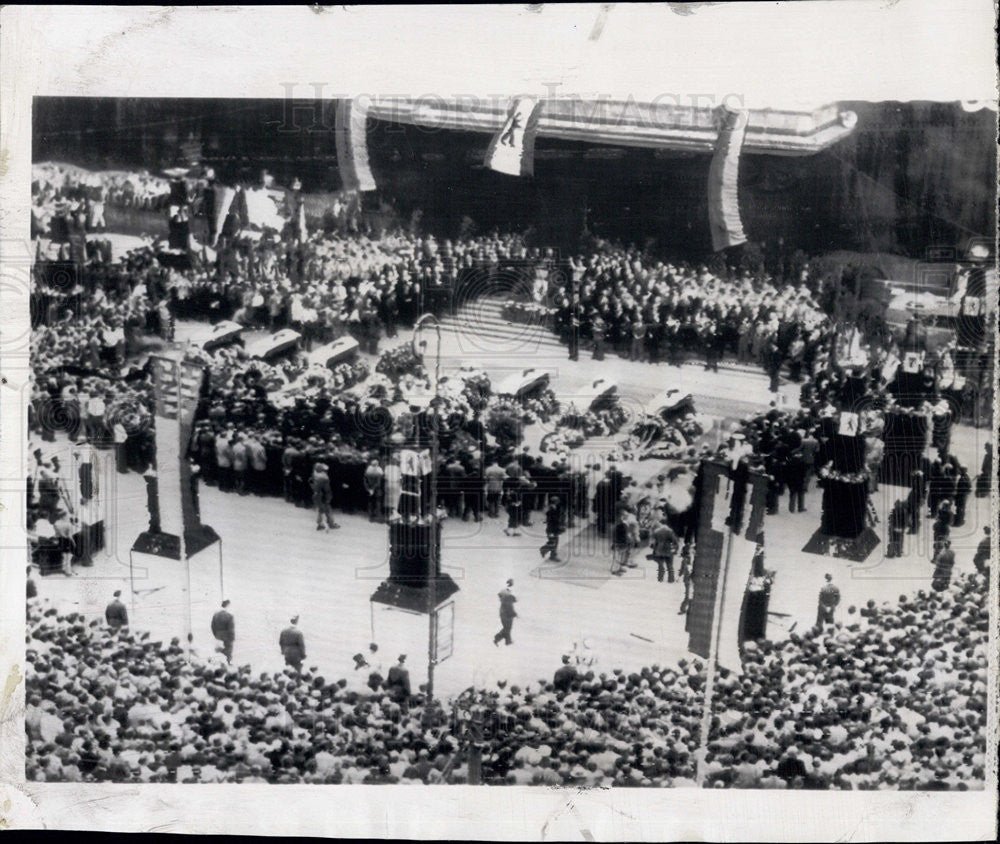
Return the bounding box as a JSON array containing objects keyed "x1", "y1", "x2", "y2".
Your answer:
[
  {"x1": 484, "y1": 97, "x2": 543, "y2": 177},
  {"x1": 707, "y1": 105, "x2": 749, "y2": 252},
  {"x1": 335, "y1": 98, "x2": 377, "y2": 192}
]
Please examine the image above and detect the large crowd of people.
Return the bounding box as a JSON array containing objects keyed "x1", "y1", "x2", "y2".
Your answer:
[
  {"x1": 551, "y1": 248, "x2": 830, "y2": 380},
  {"x1": 26, "y1": 566, "x2": 988, "y2": 787},
  {"x1": 25, "y1": 162, "x2": 994, "y2": 790}
]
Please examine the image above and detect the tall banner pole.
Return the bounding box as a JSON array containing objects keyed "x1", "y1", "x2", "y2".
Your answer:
[
  {"x1": 414, "y1": 314, "x2": 442, "y2": 708},
  {"x1": 176, "y1": 359, "x2": 192, "y2": 663},
  {"x1": 695, "y1": 507, "x2": 734, "y2": 786}
]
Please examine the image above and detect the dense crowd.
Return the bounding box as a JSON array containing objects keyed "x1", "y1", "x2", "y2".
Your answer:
[
  {"x1": 548, "y1": 246, "x2": 830, "y2": 380},
  {"x1": 24, "y1": 161, "x2": 995, "y2": 790},
  {"x1": 26, "y1": 567, "x2": 988, "y2": 787}
]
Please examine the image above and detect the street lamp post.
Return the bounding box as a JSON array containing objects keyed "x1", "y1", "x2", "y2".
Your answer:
[{"x1": 413, "y1": 313, "x2": 442, "y2": 705}]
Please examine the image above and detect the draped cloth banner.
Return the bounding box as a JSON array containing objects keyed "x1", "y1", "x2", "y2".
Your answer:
[
  {"x1": 484, "y1": 97, "x2": 543, "y2": 177},
  {"x1": 211, "y1": 186, "x2": 235, "y2": 247},
  {"x1": 707, "y1": 105, "x2": 749, "y2": 252},
  {"x1": 149, "y1": 355, "x2": 209, "y2": 549},
  {"x1": 687, "y1": 460, "x2": 767, "y2": 673},
  {"x1": 335, "y1": 98, "x2": 377, "y2": 192}
]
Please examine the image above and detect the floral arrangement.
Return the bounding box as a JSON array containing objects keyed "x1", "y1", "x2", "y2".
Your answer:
[
  {"x1": 328, "y1": 360, "x2": 370, "y2": 392},
  {"x1": 461, "y1": 372, "x2": 492, "y2": 412},
  {"x1": 816, "y1": 464, "x2": 869, "y2": 484},
  {"x1": 558, "y1": 409, "x2": 608, "y2": 439},
  {"x1": 540, "y1": 430, "x2": 583, "y2": 453},
  {"x1": 484, "y1": 397, "x2": 526, "y2": 450},
  {"x1": 884, "y1": 399, "x2": 932, "y2": 418},
  {"x1": 556, "y1": 399, "x2": 628, "y2": 441},
  {"x1": 375, "y1": 344, "x2": 425, "y2": 381},
  {"x1": 520, "y1": 385, "x2": 560, "y2": 425},
  {"x1": 597, "y1": 403, "x2": 628, "y2": 435},
  {"x1": 363, "y1": 372, "x2": 395, "y2": 402}
]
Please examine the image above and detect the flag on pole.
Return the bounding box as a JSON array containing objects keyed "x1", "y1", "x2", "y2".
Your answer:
[
  {"x1": 686, "y1": 460, "x2": 767, "y2": 671},
  {"x1": 707, "y1": 105, "x2": 749, "y2": 252},
  {"x1": 211, "y1": 185, "x2": 235, "y2": 246},
  {"x1": 484, "y1": 97, "x2": 543, "y2": 177},
  {"x1": 335, "y1": 98, "x2": 377, "y2": 192}
]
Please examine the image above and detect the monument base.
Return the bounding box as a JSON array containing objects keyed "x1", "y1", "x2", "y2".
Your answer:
[
  {"x1": 370, "y1": 575, "x2": 460, "y2": 613},
  {"x1": 802, "y1": 527, "x2": 881, "y2": 563},
  {"x1": 131, "y1": 525, "x2": 220, "y2": 559}
]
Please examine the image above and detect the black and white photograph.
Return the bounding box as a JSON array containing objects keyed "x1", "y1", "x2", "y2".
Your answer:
[{"x1": 1, "y1": 3, "x2": 997, "y2": 839}]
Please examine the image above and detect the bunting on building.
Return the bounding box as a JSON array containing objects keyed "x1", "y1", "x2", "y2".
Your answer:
[
  {"x1": 484, "y1": 97, "x2": 543, "y2": 177},
  {"x1": 335, "y1": 98, "x2": 377, "y2": 192},
  {"x1": 707, "y1": 105, "x2": 749, "y2": 252}
]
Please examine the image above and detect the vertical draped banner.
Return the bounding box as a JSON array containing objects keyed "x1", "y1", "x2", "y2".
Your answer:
[
  {"x1": 149, "y1": 356, "x2": 208, "y2": 549},
  {"x1": 687, "y1": 460, "x2": 767, "y2": 672},
  {"x1": 211, "y1": 185, "x2": 235, "y2": 246},
  {"x1": 707, "y1": 105, "x2": 749, "y2": 253},
  {"x1": 484, "y1": 97, "x2": 543, "y2": 177},
  {"x1": 335, "y1": 98, "x2": 377, "y2": 192}
]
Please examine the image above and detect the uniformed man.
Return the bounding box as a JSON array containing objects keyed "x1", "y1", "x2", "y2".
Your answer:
[
  {"x1": 649, "y1": 519, "x2": 679, "y2": 583},
  {"x1": 591, "y1": 313, "x2": 606, "y2": 361},
  {"x1": 953, "y1": 466, "x2": 972, "y2": 527},
  {"x1": 105, "y1": 589, "x2": 129, "y2": 629},
  {"x1": 493, "y1": 579, "x2": 518, "y2": 646},
  {"x1": 385, "y1": 654, "x2": 412, "y2": 712},
  {"x1": 815, "y1": 573, "x2": 840, "y2": 631},
  {"x1": 931, "y1": 540, "x2": 956, "y2": 592},
  {"x1": 279, "y1": 616, "x2": 306, "y2": 672},
  {"x1": 211, "y1": 599, "x2": 235, "y2": 664},
  {"x1": 886, "y1": 499, "x2": 907, "y2": 558},
  {"x1": 538, "y1": 497, "x2": 564, "y2": 562},
  {"x1": 552, "y1": 655, "x2": 580, "y2": 692},
  {"x1": 310, "y1": 462, "x2": 340, "y2": 531}
]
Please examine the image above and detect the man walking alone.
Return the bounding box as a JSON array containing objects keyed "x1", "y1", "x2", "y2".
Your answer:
[
  {"x1": 493, "y1": 579, "x2": 518, "y2": 646},
  {"x1": 538, "y1": 497, "x2": 564, "y2": 562},
  {"x1": 211, "y1": 599, "x2": 235, "y2": 664}
]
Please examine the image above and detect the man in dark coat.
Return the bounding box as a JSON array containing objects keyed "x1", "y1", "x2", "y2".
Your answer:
[
  {"x1": 931, "y1": 540, "x2": 956, "y2": 592},
  {"x1": 906, "y1": 469, "x2": 926, "y2": 535},
  {"x1": 385, "y1": 654, "x2": 412, "y2": 710},
  {"x1": 279, "y1": 616, "x2": 306, "y2": 671},
  {"x1": 310, "y1": 462, "x2": 340, "y2": 531},
  {"x1": 886, "y1": 499, "x2": 907, "y2": 558},
  {"x1": 493, "y1": 579, "x2": 518, "y2": 646},
  {"x1": 552, "y1": 655, "x2": 579, "y2": 692},
  {"x1": 815, "y1": 573, "x2": 840, "y2": 631},
  {"x1": 593, "y1": 475, "x2": 614, "y2": 535},
  {"x1": 649, "y1": 519, "x2": 678, "y2": 583},
  {"x1": 211, "y1": 599, "x2": 235, "y2": 663},
  {"x1": 973, "y1": 527, "x2": 990, "y2": 575},
  {"x1": 105, "y1": 589, "x2": 129, "y2": 629},
  {"x1": 785, "y1": 446, "x2": 808, "y2": 513},
  {"x1": 538, "y1": 497, "x2": 564, "y2": 562},
  {"x1": 953, "y1": 466, "x2": 972, "y2": 527},
  {"x1": 975, "y1": 442, "x2": 991, "y2": 498}
]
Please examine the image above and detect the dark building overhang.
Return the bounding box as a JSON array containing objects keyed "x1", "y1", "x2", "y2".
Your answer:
[{"x1": 366, "y1": 97, "x2": 858, "y2": 157}]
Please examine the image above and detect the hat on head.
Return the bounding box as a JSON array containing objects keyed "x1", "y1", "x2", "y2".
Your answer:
[{"x1": 113, "y1": 590, "x2": 121, "y2": 598}]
